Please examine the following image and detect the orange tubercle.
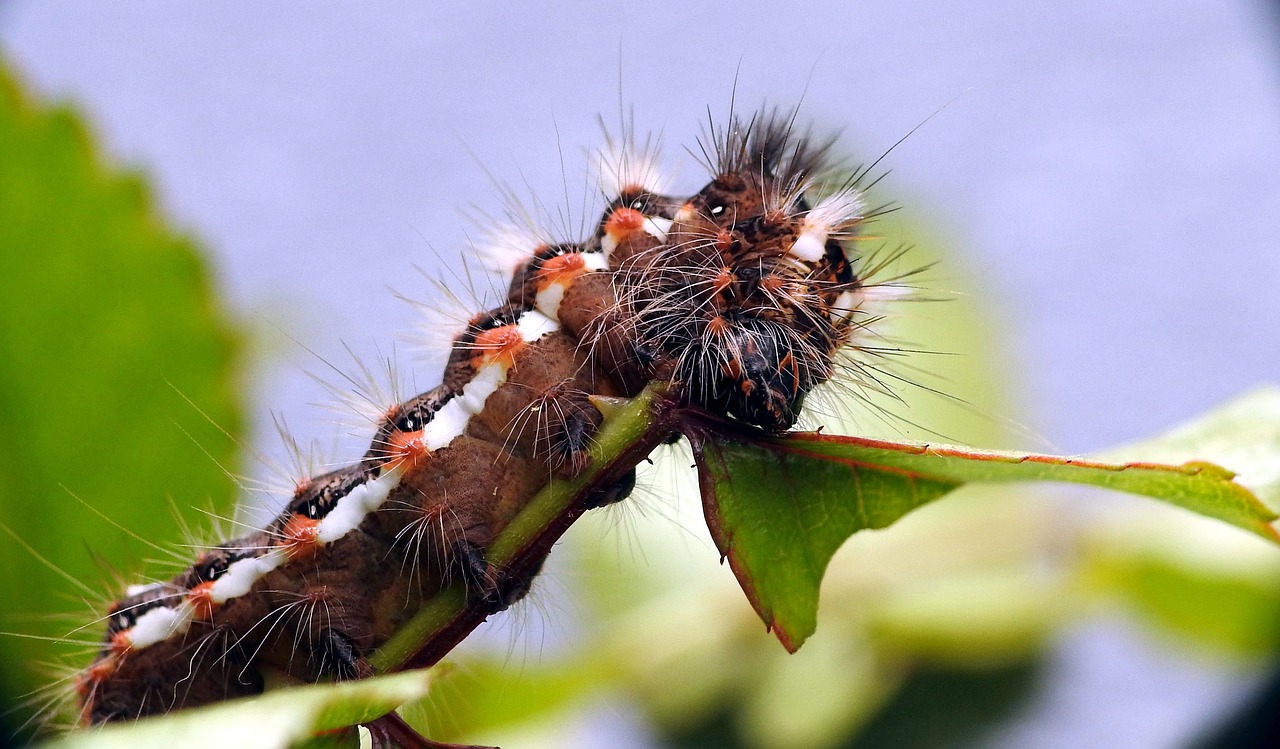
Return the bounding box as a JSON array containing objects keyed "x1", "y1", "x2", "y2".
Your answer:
[
  {"x1": 188, "y1": 580, "x2": 219, "y2": 620},
  {"x1": 279, "y1": 514, "x2": 322, "y2": 559},
  {"x1": 534, "y1": 252, "x2": 588, "y2": 290},
  {"x1": 107, "y1": 630, "x2": 133, "y2": 657},
  {"x1": 706, "y1": 314, "x2": 731, "y2": 338},
  {"x1": 77, "y1": 655, "x2": 120, "y2": 699},
  {"x1": 711, "y1": 268, "x2": 734, "y2": 296},
  {"x1": 605, "y1": 206, "x2": 645, "y2": 239},
  {"x1": 384, "y1": 428, "x2": 429, "y2": 472},
  {"x1": 761, "y1": 274, "x2": 785, "y2": 293},
  {"x1": 472, "y1": 325, "x2": 525, "y2": 368},
  {"x1": 761, "y1": 208, "x2": 788, "y2": 227}
]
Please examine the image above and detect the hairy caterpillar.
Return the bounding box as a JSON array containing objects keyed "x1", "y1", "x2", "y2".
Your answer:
[{"x1": 70, "y1": 107, "x2": 903, "y2": 738}]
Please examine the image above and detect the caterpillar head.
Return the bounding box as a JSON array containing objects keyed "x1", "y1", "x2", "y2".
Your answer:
[{"x1": 617, "y1": 114, "x2": 868, "y2": 431}]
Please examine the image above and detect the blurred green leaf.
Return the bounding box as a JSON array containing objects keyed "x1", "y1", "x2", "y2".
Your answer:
[
  {"x1": 844, "y1": 662, "x2": 1043, "y2": 749},
  {"x1": 866, "y1": 568, "x2": 1067, "y2": 665},
  {"x1": 856, "y1": 388, "x2": 1280, "y2": 665},
  {"x1": 399, "y1": 657, "x2": 608, "y2": 744},
  {"x1": 738, "y1": 633, "x2": 898, "y2": 749},
  {"x1": 1085, "y1": 546, "x2": 1280, "y2": 654},
  {"x1": 0, "y1": 59, "x2": 243, "y2": 728},
  {"x1": 1080, "y1": 388, "x2": 1280, "y2": 655},
  {"x1": 693, "y1": 396, "x2": 1279, "y2": 651},
  {"x1": 36, "y1": 669, "x2": 438, "y2": 749}
]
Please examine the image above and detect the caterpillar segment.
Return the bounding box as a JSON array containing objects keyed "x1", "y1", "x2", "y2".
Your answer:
[
  {"x1": 81, "y1": 581, "x2": 260, "y2": 724},
  {"x1": 75, "y1": 244, "x2": 630, "y2": 725},
  {"x1": 75, "y1": 110, "x2": 882, "y2": 731}
]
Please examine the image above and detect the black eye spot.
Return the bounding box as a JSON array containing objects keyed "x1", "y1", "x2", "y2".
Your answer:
[
  {"x1": 630, "y1": 199, "x2": 645, "y2": 211},
  {"x1": 290, "y1": 466, "x2": 369, "y2": 522},
  {"x1": 106, "y1": 612, "x2": 130, "y2": 637},
  {"x1": 196, "y1": 556, "x2": 229, "y2": 581},
  {"x1": 709, "y1": 204, "x2": 726, "y2": 216},
  {"x1": 299, "y1": 484, "x2": 340, "y2": 519}
]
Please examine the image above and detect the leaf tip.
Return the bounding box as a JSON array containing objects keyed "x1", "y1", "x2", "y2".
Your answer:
[{"x1": 772, "y1": 624, "x2": 805, "y2": 654}]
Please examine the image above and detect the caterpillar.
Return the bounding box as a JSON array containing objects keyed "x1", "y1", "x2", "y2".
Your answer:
[{"x1": 70, "y1": 108, "x2": 902, "y2": 737}]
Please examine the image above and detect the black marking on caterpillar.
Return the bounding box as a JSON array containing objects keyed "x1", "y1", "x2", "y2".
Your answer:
[{"x1": 66, "y1": 106, "x2": 909, "y2": 734}]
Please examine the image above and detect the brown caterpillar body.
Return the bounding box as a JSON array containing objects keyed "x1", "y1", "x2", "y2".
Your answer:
[{"x1": 73, "y1": 109, "x2": 888, "y2": 728}]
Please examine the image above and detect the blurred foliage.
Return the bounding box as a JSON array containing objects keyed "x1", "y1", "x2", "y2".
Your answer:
[
  {"x1": 38, "y1": 670, "x2": 438, "y2": 749},
  {"x1": 4, "y1": 58, "x2": 1280, "y2": 749},
  {"x1": 0, "y1": 59, "x2": 244, "y2": 735}
]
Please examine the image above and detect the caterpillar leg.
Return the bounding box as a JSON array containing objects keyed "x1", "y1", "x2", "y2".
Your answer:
[
  {"x1": 449, "y1": 539, "x2": 493, "y2": 602},
  {"x1": 586, "y1": 466, "x2": 637, "y2": 510},
  {"x1": 529, "y1": 383, "x2": 603, "y2": 478},
  {"x1": 448, "y1": 540, "x2": 546, "y2": 613},
  {"x1": 491, "y1": 553, "x2": 546, "y2": 612},
  {"x1": 317, "y1": 627, "x2": 372, "y2": 681}
]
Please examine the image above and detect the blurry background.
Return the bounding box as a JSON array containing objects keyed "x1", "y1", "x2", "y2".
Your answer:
[{"x1": 2, "y1": 1, "x2": 1279, "y2": 747}]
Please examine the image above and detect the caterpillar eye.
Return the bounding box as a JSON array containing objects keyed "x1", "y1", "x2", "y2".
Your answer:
[{"x1": 709, "y1": 204, "x2": 726, "y2": 216}]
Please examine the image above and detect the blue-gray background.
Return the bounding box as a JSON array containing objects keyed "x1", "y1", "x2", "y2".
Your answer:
[{"x1": 3, "y1": 2, "x2": 1278, "y2": 746}]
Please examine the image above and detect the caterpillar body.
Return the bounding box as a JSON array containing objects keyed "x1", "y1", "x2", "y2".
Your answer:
[{"x1": 74, "y1": 109, "x2": 894, "y2": 732}]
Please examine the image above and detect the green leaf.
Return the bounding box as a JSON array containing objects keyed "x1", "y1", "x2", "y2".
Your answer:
[
  {"x1": 36, "y1": 670, "x2": 439, "y2": 749},
  {"x1": 1099, "y1": 385, "x2": 1280, "y2": 508},
  {"x1": 397, "y1": 657, "x2": 608, "y2": 744},
  {"x1": 1079, "y1": 386, "x2": 1280, "y2": 654},
  {"x1": 692, "y1": 392, "x2": 1280, "y2": 651},
  {"x1": 0, "y1": 59, "x2": 244, "y2": 726}
]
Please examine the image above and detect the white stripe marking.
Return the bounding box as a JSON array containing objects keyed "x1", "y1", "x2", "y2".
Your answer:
[
  {"x1": 209, "y1": 549, "x2": 288, "y2": 603},
  {"x1": 642, "y1": 216, "x2": 672, "y2": 241},
  {"x1": 127, "y1": 603, "x2": 192, "y2": 649},
  {"x1": 536, "y1": 284, "x2": 567, "y2": 321},
  {"x1": 790, "y1": 232, "x2": 826, "y2": 262},
  {"x1": 314, "y1": 467, "x2": 405, "y2": 544},
  {"x1": 517, "y1": 310, "x2": 559, "y2": 342},
  {"x1": 121, "y1": 309, "x2": 563, "y2": 652}
]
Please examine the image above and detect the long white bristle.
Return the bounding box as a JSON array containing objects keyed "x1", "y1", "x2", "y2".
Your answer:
[
  {"x1": 593, "y1": 129, "x2": 668, "y2": 197},
  {"x1": 472, "y1": 219, "x2": 549, "y2": 284},
  {"x1": 401, "y1": 286, "x2": 474, "y2": 372},
  {"x1": 804, "y1": 185, "x2": 866, "y2": 237}
]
